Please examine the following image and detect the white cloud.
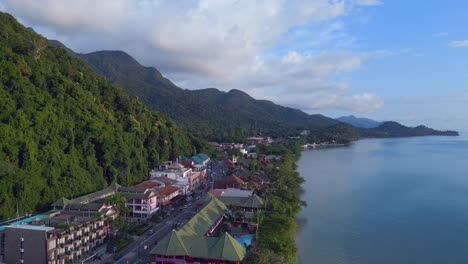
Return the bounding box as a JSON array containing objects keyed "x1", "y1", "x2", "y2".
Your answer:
[
  {"x1": 448, "y1": 40, "x2": 468, "y2": 47},
  {"x1": 433, "y1": 32, "x2": 448, "y2": 37},
  {"x1": 351, "y1": 0, "x2": 383, "y2": 6},
  {"x1": 0, "y1": 0, "x2": 385, "y2": 113}
]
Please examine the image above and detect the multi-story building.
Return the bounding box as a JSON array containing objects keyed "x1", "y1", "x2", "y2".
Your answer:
[
  {"x1": 155, "y1": 185, "x2": 181, "y2": 210},
  {"x1": 150, "y1": 162, "x2": 192, "y2": 180},
  {"x1": 119, "y1": 186, "x2": 159, "y2": 218},
  {"x1": 2, "y1": 225, "x2": 55, "y2": 264},
  {"x1": 1, "y1": 212, "x2": 109, "y2": 264}
]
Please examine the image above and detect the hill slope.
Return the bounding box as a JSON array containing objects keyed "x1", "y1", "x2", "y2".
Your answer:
[
  {"x1": 79, "y1": 51, "x2": 339, "y2": 141},
  {"x1": 336, "y1": 115, "x2": 382, "y2": 128},
  {"x1": 0, "y1": 12, "x2": 205, "y2": 218}
]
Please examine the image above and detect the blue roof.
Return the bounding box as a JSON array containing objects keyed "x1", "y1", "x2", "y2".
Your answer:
[
  {"x1": 198, "y1": 153, "x2": 209, "y2": 160},
  {"x1": 190, "y1": 156, "x2": 204, "y2": 164},
  {"x1": 190, "y1": 153, "x2": 210, "y2": 164}
]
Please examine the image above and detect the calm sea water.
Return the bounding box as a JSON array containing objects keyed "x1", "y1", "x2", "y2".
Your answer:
[{"x1": 296, "y1": 135, "x2": 468, "y2": 264}]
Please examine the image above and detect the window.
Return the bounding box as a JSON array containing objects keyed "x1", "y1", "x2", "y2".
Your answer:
[{"x1": 49, "y1": 239, "x2": 57, "y2": 250}]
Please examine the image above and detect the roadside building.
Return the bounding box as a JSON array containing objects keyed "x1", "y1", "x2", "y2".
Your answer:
[
  {"x1": 135, "y1": 180, "x2": 163, "y2": 191},
  {"x1": 155, "y1": 185, "x2": 181, "y2": 209},
  {"x1": 119, "y1": 186, "x2": 159, "y2": 218}
]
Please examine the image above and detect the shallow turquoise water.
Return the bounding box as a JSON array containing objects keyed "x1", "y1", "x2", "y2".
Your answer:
[{"x1": 296, "y1": 136, "x2": 468, "y2": 264}]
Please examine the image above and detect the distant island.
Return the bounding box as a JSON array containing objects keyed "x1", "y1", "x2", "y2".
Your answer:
[
  {"x1": 360, "y1": 121, "x2": 459, "y2": 138},
  {"x1": 337, "y1": 115, "x2": 458, "y2": 138}
]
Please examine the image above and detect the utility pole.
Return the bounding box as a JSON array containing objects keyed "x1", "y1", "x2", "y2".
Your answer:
[{"x1": 16, "y1": 199, "x2": 19, "y2": 224}]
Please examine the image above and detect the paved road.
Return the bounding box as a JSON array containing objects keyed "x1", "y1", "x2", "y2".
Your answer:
[
  {"x1": 113, "y1": 201, "x2": 199, "y2": 263},
  {"x1": 209, "y1": 161, "x2": 227, "y2": 182},
  {"x1": 109, "y1": 161, "x2": 224, "y2": 264}
]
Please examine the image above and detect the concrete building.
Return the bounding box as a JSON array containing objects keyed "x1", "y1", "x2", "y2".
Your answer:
[
  {"x1": 119, "y1": 186, "x2": 159, "y2": 218},
  {"x1": 3, "y1": 225, "x2": 55, "y2": 264},
  {"x1": 0, "y1": 213, "x2": 109, "y2": 264}
]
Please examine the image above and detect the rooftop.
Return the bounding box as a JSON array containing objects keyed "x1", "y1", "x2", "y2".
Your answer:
[
  {"x1": 0, "y1": 214, "x2": 49, "y2": 231},
  {"x1": 210, "y1": 188, "x2": 253, "y2": 198},
  {"x1": 156, "y1": 185, "x2": 180, "y2": 197},
  {"x1": 152, "y1": 231, "x2": 246, "y2": 262},
  {"x1": 151, "y1": 177, "x2": 178, "y2": 185},
  {"x1": 135, "y1": 180, "x2": 162, "y2": 189},
  {"x1": 151, "y1": 194, "x2": 246, "y2": 262},
  {"x1": 178, "y1": 194, "x2": 228, "y2": 237},
  {"x1": 6, "y1": 224, "x2": 55, "y2": 232},
  {"x1": 217, "y1": 194, "x2": 265, "y2": 209}
]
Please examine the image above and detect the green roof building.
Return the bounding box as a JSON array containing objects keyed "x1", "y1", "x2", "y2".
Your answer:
[{"x1": 151, "y1": 194, "x2": 247, "y2": 263}]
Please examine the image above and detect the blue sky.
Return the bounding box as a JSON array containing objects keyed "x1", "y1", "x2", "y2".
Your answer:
[
  {"x1": 1, "y1": 0, "x2": 467, "y2": 132},
  {"x1": 317, "y1": 0, "x2": 468, "y2": 131}
]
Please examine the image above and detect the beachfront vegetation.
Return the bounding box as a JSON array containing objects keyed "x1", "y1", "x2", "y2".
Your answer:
[{"x1": 252, "y1": 140, "x2": 306, "y2": 263}]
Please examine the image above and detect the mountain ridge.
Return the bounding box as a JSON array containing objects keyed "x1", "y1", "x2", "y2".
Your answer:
[
  {"x1": 77, "y1": 49, "x2": 458, "y2": 141},
  {"x1": 78, "y1": 50, "x2": 340, "y2": 141},
  {"x1": 336, "y1": 115, "x2": 382, "y2": 128}
]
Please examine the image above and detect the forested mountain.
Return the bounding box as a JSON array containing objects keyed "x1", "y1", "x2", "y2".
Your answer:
[
  {"x1": 336, "y1": 115, "x2": 382, "y2": 128},
  {"x1": 0, "y1": 12, "x2": 206, "y2": 218},
  {"x1": 78, "y1": 50, "x2": 339, "y2": 142},
  {"x1": 360, "y1": 121, "x2": 459, "y2": 137}
]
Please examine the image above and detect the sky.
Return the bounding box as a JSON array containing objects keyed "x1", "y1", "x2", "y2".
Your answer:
[{"x1": 1, "y1": 0, "x2": 467, "y2": 132}]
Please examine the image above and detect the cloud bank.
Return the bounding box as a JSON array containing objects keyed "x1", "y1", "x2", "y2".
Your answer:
[
  {"x1": 0, "y1": 0, "x2": 384, "y2": 113},
  {"x1": 448, "y1": 40, "x2": 468, "y2": 47}
]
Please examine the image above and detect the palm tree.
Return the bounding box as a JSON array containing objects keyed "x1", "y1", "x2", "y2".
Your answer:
[{"x1": 107, "y1": 193, "x2": 129, "y2": 215}]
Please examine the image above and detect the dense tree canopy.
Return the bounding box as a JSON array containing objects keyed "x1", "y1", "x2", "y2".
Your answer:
[
  {"x1": 0, "y1": 12, "x2": 207, "y2": 218},
  {"x1": 253, "y1": 140, "x2": 306, "y2": 263}
]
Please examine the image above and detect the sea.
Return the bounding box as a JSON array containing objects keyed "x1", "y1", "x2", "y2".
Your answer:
[{"x1": 296, "y1": 135, "x2": 468, "y2": 264}]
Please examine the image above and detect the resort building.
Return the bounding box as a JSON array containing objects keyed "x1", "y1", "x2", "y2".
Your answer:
[
  {"x1": 0, "y1": 212, "x2": 109, "y2": 264},
  {"x1": 151, "y1": 194, "x2": 247, "y2": 264}
]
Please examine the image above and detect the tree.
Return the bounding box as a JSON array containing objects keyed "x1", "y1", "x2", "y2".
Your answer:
[{"x1": 106, "y1": 193, "x2": 129, "y2": 215}]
